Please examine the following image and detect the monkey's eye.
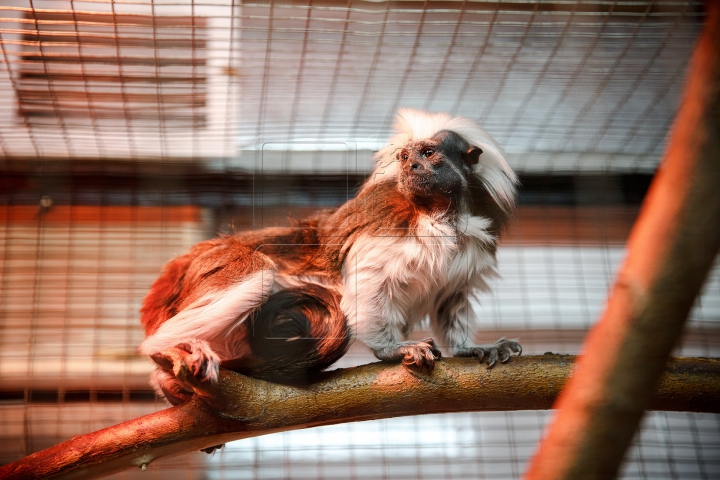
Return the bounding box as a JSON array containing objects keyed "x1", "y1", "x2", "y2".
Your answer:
[
  {"x1": 421, "y1": 147, "x2": 434, "y2": 158},
  {"x1": 400, "y1": 151, "x2": 409, "y2": 161}
]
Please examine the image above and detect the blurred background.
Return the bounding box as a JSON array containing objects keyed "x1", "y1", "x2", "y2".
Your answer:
[{"x1": 0, "y1": 0, "x2": 718, "y2": 478}]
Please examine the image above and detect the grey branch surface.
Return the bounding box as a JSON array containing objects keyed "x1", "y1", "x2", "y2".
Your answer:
[{"x1": 1, "y1": 354, "x2": 719, "y2": 480}]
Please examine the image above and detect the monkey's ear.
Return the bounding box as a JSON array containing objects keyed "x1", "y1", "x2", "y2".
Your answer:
[{"x1": 463, "y1": 146, "x2": 483, "y2": 168}]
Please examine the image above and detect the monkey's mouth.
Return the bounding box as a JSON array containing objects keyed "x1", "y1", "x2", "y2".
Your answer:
[{"x1": 400, "y1": 172, "x2": 435, "y2": 197}]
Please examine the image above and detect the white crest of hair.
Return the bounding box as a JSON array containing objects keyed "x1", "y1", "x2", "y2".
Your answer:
[
  {"x1": 139, "y1": 269, "x2": 274, "y2": 358},
  {"x1": 371, "y1": 108, "x2": 518, "y2": 213}
]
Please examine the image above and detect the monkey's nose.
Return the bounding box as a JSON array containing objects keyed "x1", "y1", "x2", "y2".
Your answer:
[{"x1": 410, "y1": 162, "x2": 423, "y2": 171}]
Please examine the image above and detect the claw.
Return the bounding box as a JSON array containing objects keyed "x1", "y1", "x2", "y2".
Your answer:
[
  {"x1": 455, "y1": 338, "x2": 522, "y2": 369},
  {"x1": 375, "y1": 338, "x2": 443, "y2": 372},
  {"x1": 420, "y1": 337, "x2": 443, "y2": 360},
  {"x1": 500, "y1": 348, "x2": 511, "y2": 364},
  {"x1": 487, "y1": 348, "x2": 498, "y2": 368}
]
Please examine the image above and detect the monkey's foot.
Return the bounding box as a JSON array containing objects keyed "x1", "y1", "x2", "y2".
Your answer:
[
  {"x1": 150, "y1": 339, "x2": 221, "y2": 383},
  {"x1": 455, "y1": 338, "x2": 521, "y2": 368},
  {"x1": 150, "y1": 368, "x2": 195, "y2": 406},
  {"x1": 373, "y1": 338, "x2": 442, "y2": 372}
]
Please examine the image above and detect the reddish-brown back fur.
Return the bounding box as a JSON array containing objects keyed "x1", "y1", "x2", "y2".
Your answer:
[
  {"x1": 140, "y1": 236, "x2": 272, "y2": 336},
  {"x1": 316, "y1": 180, "x2": 432, "y2": 268},
  {"x1": 141, "y1": 228, "x2": 351, "y2": 386}
]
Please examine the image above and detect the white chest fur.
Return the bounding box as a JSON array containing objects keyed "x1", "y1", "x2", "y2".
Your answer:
[{"x1": 340, "y1": 213, "x2": 497, "y2": 347}]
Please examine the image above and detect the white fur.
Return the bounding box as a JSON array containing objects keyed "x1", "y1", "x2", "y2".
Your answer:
[
  {"x1": 431, "y1": 216, "x2": 499, "y2": 350},
  {"x1": 371, "y1": 108, "x2": 517, "y2": 213},
  {"x1": 341, "y1": 212, "x2": 497, "y2": 352},
  {"x1": 274, "y1": 273, "x2": 342, "y2": 293},
  {"x1": 140, "y1": 269, "x2": 274, "y2": 359},
  {"x1": 449, "y1": 215, "x2": 497, "y2": 284}
]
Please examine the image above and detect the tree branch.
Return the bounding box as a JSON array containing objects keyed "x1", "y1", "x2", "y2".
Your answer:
[
  {"x1": 525, "y1": 4, "x2": 720, "y2": 479},
  {"x1": 1, "y1": 355, "x2": 718, "y2": 480}
]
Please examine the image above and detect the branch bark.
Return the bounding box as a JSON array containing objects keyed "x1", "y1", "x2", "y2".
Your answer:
[
  {"x1": 1, "y1": 355, "x2": 719, "y2": 480},
  {"x1": 525, "y1": 4, "x2": 720, "y2": 479}
]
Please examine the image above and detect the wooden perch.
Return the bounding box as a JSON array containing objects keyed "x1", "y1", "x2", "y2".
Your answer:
[{"x1": 2, "y1": 355, "x2": 719, "y2": 480}]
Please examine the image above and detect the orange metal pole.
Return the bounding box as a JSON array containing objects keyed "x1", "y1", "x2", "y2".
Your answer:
[{"x1": 524, "y1": 4, "x2": 720, "y2": 479}]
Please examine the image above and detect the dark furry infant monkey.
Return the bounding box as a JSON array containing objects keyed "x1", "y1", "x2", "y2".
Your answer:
[{"x1": 140, "y1": 109, "x2": 522, "y2": 406}]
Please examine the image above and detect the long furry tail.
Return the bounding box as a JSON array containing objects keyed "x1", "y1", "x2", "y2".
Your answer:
[{"x1": 223, "y1": 284, "x2": 351, "y2": 384}]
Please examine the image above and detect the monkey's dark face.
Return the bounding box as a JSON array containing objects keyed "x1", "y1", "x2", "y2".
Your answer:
[{"x1": 396, "y1": 130, "x2": 482, "y2": 207}]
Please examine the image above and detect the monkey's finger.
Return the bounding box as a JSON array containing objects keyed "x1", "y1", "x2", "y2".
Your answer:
[
  {"x1": 150, "y1": 353, "x2": 174, "y2": 370},
  {"x1": 403, "y1": 354, "x2": 426, "y2": 372},
  {"x1": 402, "y1": 349, "x2": 421, "y2": 368},
  {"x1": 500, "y1": 348, "x2": 511, "y2": 364},
  {"x1": 421, "y1": 346, "x2": 436, "y2": 370},
  {"x1": 428, "y1": 343, "x2": 442, "y2": 359},
  {"x1": 487, "y1": 348, "x2": 499, "y2": 368},
  {"x1": 503, "y1": 339, "x2": 522, "y2": 355},
  {"x1": 491, "y1": 339, "x2": 522, "y2": 363},
  {"x1": 157, "y1": 347, "x2": 190, "y2": 375},
  {"x1": 419, "y1": 337, "x2": 442, "y2": 359}
]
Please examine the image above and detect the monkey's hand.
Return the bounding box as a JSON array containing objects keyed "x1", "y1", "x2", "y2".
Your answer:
[
  {"x1": 454, "y1": 338, "x2": 521, "y2": 369},
  {"x1": 373, "y1": 338, "x2": 442, "y2": 372},
  {"x1": 150, "y1": 338, "x2": 221, "y2": 383}
]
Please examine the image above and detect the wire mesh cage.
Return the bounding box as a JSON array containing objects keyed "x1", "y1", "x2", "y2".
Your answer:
[{"x1": 1, "y1": 1, "x2": 718, "y2": 479}]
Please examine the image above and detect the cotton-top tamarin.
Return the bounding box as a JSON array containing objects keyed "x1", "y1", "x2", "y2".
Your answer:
[{"x1": 140, "y1": 109, "x2": 521, "y2": 406}]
